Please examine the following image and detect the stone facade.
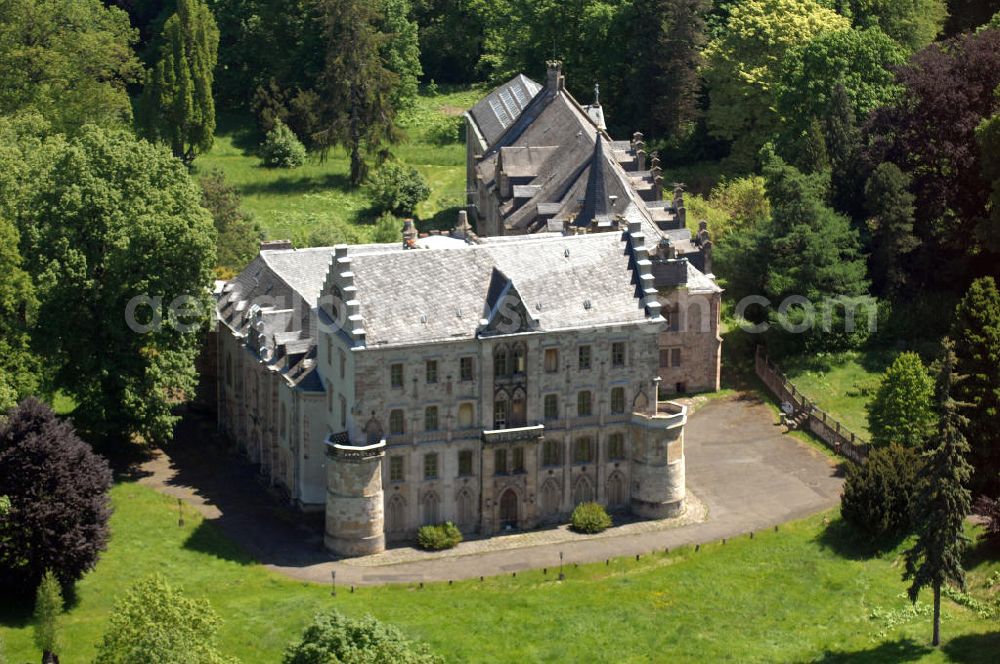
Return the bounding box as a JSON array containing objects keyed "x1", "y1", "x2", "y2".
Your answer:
[{"x1": 214, "y1": 69, "x2": 725, "y2": 557}]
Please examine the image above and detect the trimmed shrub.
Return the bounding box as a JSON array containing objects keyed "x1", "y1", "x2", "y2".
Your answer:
[
  {"x1": 283, "y1": 610, "x2": 442, "y2": 664},
  {"x1": 260, "y1": 120, "x2": 306, "y2": 168},
  {"x1": 841, "y1": 443, "x2": 921, "y2": 538},
  {"x1": 368, "y1": 161, "x2": 430, "y2": 216},
  {"x1": 416, "y1": 522, "x2": 462, "y2": 551},
  {"x1": 571, "y1": 502, "x2": 612, "y2": 534}
]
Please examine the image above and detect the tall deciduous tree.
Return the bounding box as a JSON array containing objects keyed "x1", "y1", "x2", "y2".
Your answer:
[
  {"x1": 312, "y1": 0, "x2": 403, "y2": 185},
  {"x1": 94, "y1": 576, "x2": 236, "y2": 664},
  {"x1": 903, "y1": 342, "x2": 973, "y2": 647},
  {"x1": 865, "y1": 162, "x2": 919, "y2": 297},
  {"x1": 0, "y1": 216, "x2": 37, "y2": 412},
  {"x1": 0, "y1": 398, "x2": 112, "y2": 594},
  {"x1": 704, "y1": 0, "x2": 848, "y2": 166},
  {"x1": 14, "y1": 126, "x2": 216, "y2": 446},
  {"x1": 139, "y1": 0, "x2": 219, "y2": 164},
  {"x1": 867, "y1": 352, "x2": 936, "y2": 448},
  {"x1": 379, "y1": 0, "x2": 423, "y2": 109},
  {"x1": 0, "y1": 0, "x2": 142, "y2": 133},
  {"x1": 951, "y1": 276, "x2": 1000, "y2": 496},
  {"x1": 33, "y1": 570, "x2": 63, "y2": 664},
  {"x1": 975, "y1": 105, "x2": 1000, "y2": 254},
  {"x1": 867, "y1": 29, "x2": 1000, "y2": 288},
  {"x1": 199, "y1": 170, "x2": 263, "y2": 274},
  {"x1": 845, "y1": 0, "x2": 948, "y2": 52}
]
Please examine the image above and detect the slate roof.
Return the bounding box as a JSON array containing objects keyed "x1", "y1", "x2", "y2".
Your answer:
[
  {"x1": 347, "y1": 232, "x2": 651, "y2": 347},
  {"x1": 467, "y1": 74, "x2": 543, "y2": 148}
]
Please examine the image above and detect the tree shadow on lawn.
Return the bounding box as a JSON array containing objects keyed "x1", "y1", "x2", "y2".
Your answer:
[
  {"x1": 942, "y1": 631, "x2": 1000, "y2": 663},
  {"x1": 239, "y1": 171, "x2": 352, "y2": 197},
  {"x1": 419, "y1": 205, "x2": 463, "y2": 233},
  {"x1": 183, "y1": 521, "x2": 257, "y2": 566},
  {"x1": 810, "y1": 637, "x2": 931, "y2": 663},
  {"x1": 814, "y1": 517, "x2": 908, "y2": 561},
  {"x1": 216, "y1": 111, "x2": 263, "y2": 154}
]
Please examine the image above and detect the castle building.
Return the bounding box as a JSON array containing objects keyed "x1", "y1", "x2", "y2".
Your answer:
[{"x1": 215, "y1": 66, "x2": 723, "y2": 556}]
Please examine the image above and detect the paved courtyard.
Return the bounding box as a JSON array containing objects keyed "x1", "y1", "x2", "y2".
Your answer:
[{"x1": 139, "y1": 393, "x2": 844, "y2": 586}]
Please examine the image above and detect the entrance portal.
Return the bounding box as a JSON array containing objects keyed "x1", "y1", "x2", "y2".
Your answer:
[{"x1": 498, "y1": 489, "x2": 519, "y2": 529}]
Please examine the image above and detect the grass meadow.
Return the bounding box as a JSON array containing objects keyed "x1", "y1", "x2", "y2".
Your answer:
[{"x1": 2, "y1": 482, "x2": 999, "y2": 663}]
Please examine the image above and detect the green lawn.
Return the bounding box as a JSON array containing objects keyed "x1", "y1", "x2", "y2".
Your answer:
[
  {"x1": 779, "y1": 349, "x2": 899, "y2": 440},
  {"x1": 3, "y1": 482, "x2": 998, "y2": 663},
  {"x1": 194, "y1": 86, "x2": 481, "y2": 247}
]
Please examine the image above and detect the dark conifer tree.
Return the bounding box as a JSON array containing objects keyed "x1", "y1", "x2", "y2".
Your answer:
[
  {"x1": 903, "y1": 341, "x2": 973, "y2": 647},
  {"x1": 865, "y1": 162, "x2": 919, "y2": 297},
  {"x1": 825, "y1": 83, "x2": 867, "y2": 221}
]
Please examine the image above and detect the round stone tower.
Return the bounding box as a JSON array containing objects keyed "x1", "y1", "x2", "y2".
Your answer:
[
  {"x1": 324, "y1": 437, "x2": 385, "y2": 556},
  {"x1": 628, "y1": 402, "x2": 687, "y2": 519}
]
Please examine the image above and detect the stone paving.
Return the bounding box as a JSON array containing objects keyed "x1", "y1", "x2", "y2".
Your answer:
[
  {"x1": 342, "y1": 492, "x2": 707, "y2": 567},
  {"x1": 139, "y1": 393, "x2": 844, "y2": 586}
]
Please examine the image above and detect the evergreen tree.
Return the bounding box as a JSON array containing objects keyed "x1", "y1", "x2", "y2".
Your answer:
[
  {"x1": 824, "y1": 82, "x2": 867, "y2": 221},
  {"x1": 624, "y1": 0, "x2": 709, "y2": 142},
  {"x1": 33, "y1": 570, "x2": 63, "y2": 664},
  {"x1": 974, "y1": 107, "x2": 1000, "y2": 254},
  {"x1": 198, "y1": 171, "x2": 263, "y2": 274},
  {"x1": 312, "y1": 0, "x2": 403, "y2": 185},
  {"x1": 758, "y1": 147, "x2": 872, "y2": 352},
  {"x1": 951, "y1": 276, "x2": 1000, "y2": 496},
  {"x1": 903, "y1": 341, "x2": 973, "y2": 647},
  {"x1": 865, "y1": 162, "x2": 919, "y2": 297},
  {"x1": 867, "y1": 352, "x2": 936, "y2": 448},
  {"x1": 139, "y1": 0, "x2": 219, "y2": 164}
]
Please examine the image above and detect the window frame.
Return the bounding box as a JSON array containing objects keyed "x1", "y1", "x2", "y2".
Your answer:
[
  {"x1": 458, "y1": 449, "x2": 473, "y2": 477},
  {"x1": 424, "y1": 405, "x2": 439, "y2": 432},
  {"x1": 544, "y1": 347, "x2": 559, "y2": 373},
  {"x1": 460, "y1": 356, "x2": 474, "y2": 382},
  {"x1": 610, "y1": 387, "x2": 625, "y2": 415},
  {"x1": 389, "y1": 409, "x2": 405, "y2": 435},
  {"x1": 611, "y1": 341, "x2": 626, "y2": 368},
  {"x1": 389, "y1": 455, "x2": 405, "y2": 482},
  {"x1": 578, "y1": 345, "x2": 592, "y2": 370},
  {"x1": 423, "y1": 453, "x2": 438, "y2": 480},
  {"x1": 390, "y1": 363, "x2": 404, "y2": 388},
  {"x1": 543, "y1": 393, "x2": 559, "y2": 420},
  {"x1": 426, "y1": 359, "x2": 438, "y2": 384},
  {"x1": 577, "y1": 390, "x2": 593, "y2": 417}
]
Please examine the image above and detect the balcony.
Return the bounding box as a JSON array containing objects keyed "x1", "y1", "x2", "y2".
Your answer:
[
  {"x1": 324, "y1": 431, "x2": 385, "y2": 460},
  {"x1": 481, "y1": 424, "x2": 545, "y2": 445}
]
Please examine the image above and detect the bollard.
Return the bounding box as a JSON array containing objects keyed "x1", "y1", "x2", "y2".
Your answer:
[
  {"x1": 350, "y1": 585, "x2": 354, "y2": 593},
  {"x1": 750, "y1": 531, "x2": 754, "y2": 539},
  {"x1": 419, "y1": 582, "x2": 424, "y2": 589},
  {"x1": 695, "y1": 544, "x2": 700, "y2": 552},
  {"x1": 635, "y1": 554, "x2": 640, "y2": 561},
  {"x1": 774, "y1": 525, "x2": 779, "y2": 532},
  {"x1": 480, "y1": 576, "x2": 484, "y2": 582},
  {"x1": 606, "y1": 559, "x2": 610, "y2": 566},
  {"x1": 512, "y1": 572, "x2": 516, "y2": 578},
  {"x1": 722, "y1": 538, "x2": 726, "y2": 545},
  {"x1": 449, "y1": 580, "x2": 453, "y2": 586},
  {"x1": 543, "y1": 568, "x2": 547, "y2": 575}
]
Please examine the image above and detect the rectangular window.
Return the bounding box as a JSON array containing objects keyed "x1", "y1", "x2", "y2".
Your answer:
[
  {"x1": 389, "y1": 455, "x2": 404, "y2": 482},
  {"x1": 460, "y1": 356, "x2": 474, "y2": 381},
  {"x1": 671, "y1": 348, "x2": 682, "y2": 367},
  {"x1": 426, "y1": 360, "x2": 438, "y2": 384},
  {"x1": 608, "y1": 433, "x2": 625, "y2": 460},
  {"x1": 389, "y1": 409, "x2": 405, "y2": 435},
  {"x1": 611, "y1": 342, "x2": 626, "y2": 368},
  {"x1": 458, "y1": 449, "x2": 473, "y2": 476},
  {"x1": 544, "y1": 348, "x2": 559, "y2": 373},
  {"x1": 667, "y1": 304, "x2": 680, "y2": 332},
  {"x1": 339, "y1": 395, "x2": 347, "y2": 428},
  {"x1": 424, "y1": 406, "x2": 439, "y2": 431},
  {"x1": 577, "y1": 391, "x2": 593, "y2": 417},
  {"x1": 494, "y1": 398, "x2": 508, "y2": 429},
  {"x1": 390, "y1": 363, "x2": 404, "y2": 388},
  {"x1": 423, "y1": 453, "x2": 438, "y2": 480},
  {"x1": 610, "y1": 387, "x2": 625, "y2": 415},
  {"x1": 339, "y1": 349, "x2": 346, "y2": 379},
  {"x1": 578, "y1": 345, "x2": 592, "y2": 370},
  {"x1": 494, "y1": 448, "x2": 508, "y2": 474},
  {"x1": 573, "y1": 437, "x2": 593, "y2": 464},
  {"x1": 543, "y1": 439, "x2": 561, "y2": 466},
  {"x1": 513, "y1": 447, "x2": 525, "y2": 473},
  {"x1": 458, "y1": 402, "x2": 474, "y2": 428},
  {"x1": 659, "y1": 348, "x2": 670, "y2": 368},
  {"x1": 543, "y1": 394, "x2": 559, "y2": 420}
]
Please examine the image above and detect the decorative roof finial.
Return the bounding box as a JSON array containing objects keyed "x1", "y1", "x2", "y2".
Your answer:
[{"x1": 594, "y1": 82, "x2": 600, "y2": 105}]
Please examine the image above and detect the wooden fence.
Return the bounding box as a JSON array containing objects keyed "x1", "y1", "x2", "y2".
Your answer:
[{"x1": 754, "y1": 346, "x2": 869, "y2": 464}]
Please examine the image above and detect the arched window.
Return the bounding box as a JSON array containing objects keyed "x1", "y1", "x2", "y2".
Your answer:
[
  {"x1": 456, "y1": 488, "x2": 475, "y2": 527},
  {"x1": 541, "y1": 478, "x2": 562, "y2": 517},
  {"x1": 494, "y1": 344, "x2": 509, "y2": 377},
  {"x1": 512, "y1": 342, "x2": 527, "y2": 374},
  {"x1": 572, "y1": 475, "x2": 594, "y2": 505},
  {"x1": 493, "y1": 390, "x2": 509, "y2": 429},
  {"x1": 386, "y1": 494, "x2": 406, "y2": 535},
  {"x1": 422, "y1": 491, "x2": 440, "y2": 526},
  {"x1": 511, "y1": 387, "x2": 526, "y2": 427},
  {"x1": 607, "y1": 471, "x2": 627, "y2": 509}
]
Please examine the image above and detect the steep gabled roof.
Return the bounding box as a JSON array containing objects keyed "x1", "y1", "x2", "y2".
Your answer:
[
  {"x1": 467, "y1": 74, "x2": 543, "y2": 148},
  {"x1": 574, "y1": 136, "x2": 612, "y2": 227}
]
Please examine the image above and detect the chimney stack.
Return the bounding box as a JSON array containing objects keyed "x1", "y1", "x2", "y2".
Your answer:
[
  {"x1": 546, "y1": 60, "x2": 564, "y2": 91},
  {"x1": 401, "y1": 218, "x2": 418, "y2": 249}
]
